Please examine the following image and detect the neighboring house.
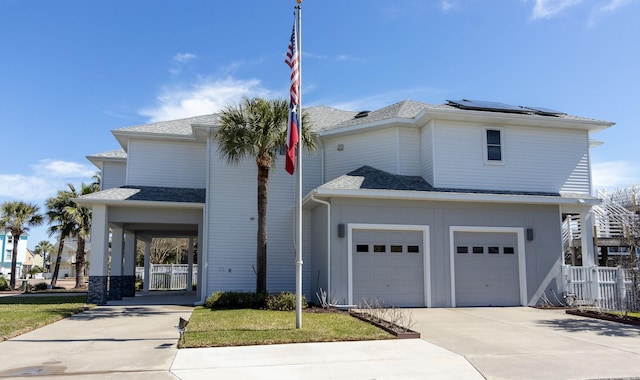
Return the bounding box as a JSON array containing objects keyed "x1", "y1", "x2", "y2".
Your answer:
[
  {"x1": 0, "y1": 232, "x2": 28, "y2": 279},
  {"x1": 51, "y1": 236, "x2": 92, "y2": 280},
  {"x1": 77, "y1": 99, "x2": 614, "y2": 307}
]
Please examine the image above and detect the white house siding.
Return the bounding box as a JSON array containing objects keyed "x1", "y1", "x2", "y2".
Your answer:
[
  {"x1": 126, "y1": 139, "x2": 206, "y2": 188},
  {"x1": 318, "y1": 197, "x2": 562, "y2": 307},
  {"x1": 421, "y1": 121, "x2": 435, "y2": 184},
  {"x1": 432, "y1": 121, "x2": 591, "y2": 193},
  {"x1": 325, "y1": 127, "x2": 420, "y2": 182},
  {"x1": 101, "y1": 161, "x2": 126, "y2": 190},
  {"x1": 206, "y1": 150, "x2": 313, "y2": 297},
  {"x1": 398, "y1": 127, "x2": 421, "y2": 176}
]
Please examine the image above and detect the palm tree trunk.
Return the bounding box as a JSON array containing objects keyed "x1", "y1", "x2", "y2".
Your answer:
[
  {"x1": 256, "y1": 165, "x2": 269, "y2": 293},
  {"x1": 50, "y1": 238, "x2": 64, "y2": 288},
  {"x1": 75, "y1": 236, "x2": 85, "y2": 288},
  {"x1": 9, "y1": 237, "x2": 19, "y2": 290}
]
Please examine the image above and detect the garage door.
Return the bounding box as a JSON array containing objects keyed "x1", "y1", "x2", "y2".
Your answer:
[
  {"x1": 454, "y1": 231, "x2": 520, "y2": 307},
  {"x1": 353, "y1": 230, "x2": 424, "y2": 307}
]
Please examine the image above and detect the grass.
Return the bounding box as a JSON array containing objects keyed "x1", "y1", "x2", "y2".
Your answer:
[
  {"x1": 0, "y1": 295, "x2": 93, "y2": 341},
  {"x1": 182, "y1": 307, "x2": 394, "y2": 348}
]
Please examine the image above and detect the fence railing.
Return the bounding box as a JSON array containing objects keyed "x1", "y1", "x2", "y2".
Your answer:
[
  {"x1": 135, "y1": 264, "x2": 197, "y2": 290},
  {"x1": 562, "y1": 265, "x2": 639, "y2": 312}
]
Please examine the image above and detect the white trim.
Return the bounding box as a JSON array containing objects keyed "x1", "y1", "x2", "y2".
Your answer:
[
  {"x1": 482, "y1": 126, "x2": 505, "y2": 165},
  {"x1": 347, "y1": 223, "x2": 431, "y2": 307},
  {"x1": 308, "y1": 188, "x2": 599, "y2": 206},
  {"x1": 449, "y1": 226, "x2": 527, "y2": 307}
]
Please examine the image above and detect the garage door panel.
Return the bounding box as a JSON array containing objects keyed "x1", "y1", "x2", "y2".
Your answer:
[
  {"x1": 353, "y1": 230, "x2": 424, "y2": 307},
  {"x1": 455, "y1": 231, "x2": 520, "y2": 307}
]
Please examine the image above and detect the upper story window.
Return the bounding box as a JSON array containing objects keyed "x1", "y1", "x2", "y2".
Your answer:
[
  {"x1": 7, "y1": 235, "x2": 13, "y2": 244},
  {"x1": 484, "y1": 128, "x2": 503, "y2": 163}
]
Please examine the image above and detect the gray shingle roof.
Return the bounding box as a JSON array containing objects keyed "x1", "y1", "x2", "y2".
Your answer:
[
  {"x1": 79, "y1": 186, "x2": 205, "y2": 203},
  {"x1": 114, "y1": 114, "x2": 218, "y2": 136},
  {"x1": 320, "y1": 166, "x2": 564, "y2": 197},
  {"x1": 87, "y1": 149, "x2": 127, "y2": 159}
]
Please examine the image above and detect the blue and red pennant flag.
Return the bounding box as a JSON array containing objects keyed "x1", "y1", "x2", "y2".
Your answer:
[{"x1": 285, "y1": 19, "x2": 300, "y2": 175}]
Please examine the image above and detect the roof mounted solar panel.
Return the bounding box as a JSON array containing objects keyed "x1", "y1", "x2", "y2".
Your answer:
[
  {"x1": 520, "y1": 106, "x2": 566, "y2": 117},
  {"x1": 446, "y1": 99, "x2": 527, "y2": 114}
]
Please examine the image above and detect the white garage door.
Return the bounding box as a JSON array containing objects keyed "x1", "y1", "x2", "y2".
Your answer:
[
  {"x1": 454, "y1": 232, "x2": 520, "y2": 307},
  {"x1": 353, "y1": 230, "x2": 424, "y2": 307}
]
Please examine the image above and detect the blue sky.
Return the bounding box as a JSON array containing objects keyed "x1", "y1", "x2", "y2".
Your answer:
[{"x1": 1, "y1": 0, "x2": 638, "y2": 248}]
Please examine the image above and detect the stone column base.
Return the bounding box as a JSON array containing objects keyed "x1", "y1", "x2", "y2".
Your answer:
[
  {"x1": 122, "y1": 275, "x2": 136, "y2": 297},
  {"x1": 88, "y1": 276, "x2": 108, "y2": 305},
  {"x1": 108, "y1": 276, "x2": 123, "y2": 300}
]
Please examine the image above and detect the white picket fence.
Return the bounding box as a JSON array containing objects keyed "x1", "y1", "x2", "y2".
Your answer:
[
  {"x1": 562, "y1": 265, "x2": 639, "y2": 311},
  {"x1": 135, "y1": 264, "x2": 197, "y2": 290}
]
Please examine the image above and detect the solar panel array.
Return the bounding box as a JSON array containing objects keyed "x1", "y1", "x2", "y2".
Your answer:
[{"x1": 446, "y1": 99, "x2": 566, "y2": 117}]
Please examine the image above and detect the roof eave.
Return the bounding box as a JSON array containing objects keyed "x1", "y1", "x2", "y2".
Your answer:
[
  {"x1": 72, "y1": 198, "x2": 205, "y2": 209},
  {"x1": 304, "y1": 188, "x2": 600, "y2": 206}
]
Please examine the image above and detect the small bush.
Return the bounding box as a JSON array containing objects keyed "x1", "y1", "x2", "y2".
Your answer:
[
  {"x1": 266, "y1": 292, "x2": 307, "y2": 311},
  {"x1": 0, "y1": 277, "x2": 8, "y2": 291},
  {"x1": 33, "y1": 282, "x2": 49, "y2": 291},
  {"x1": 205, "y1": 291, "x2": 267, "y2": 309}
]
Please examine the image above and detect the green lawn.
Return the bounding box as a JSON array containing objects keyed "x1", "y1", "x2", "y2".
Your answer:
[
  {"x1": 0, "y1": 295, "x2": 93, "y2": 341},
  {"x1": 183, "y1": 307, "x2": 394, "y2": 348}
]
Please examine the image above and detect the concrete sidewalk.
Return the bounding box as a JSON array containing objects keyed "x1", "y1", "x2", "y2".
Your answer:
[
  {"x1": 171, "y1": 339, "x2": 482, "y2": 379},
  {"x1": 0, "y1": 304, "x2": 193, "y2": 379}
]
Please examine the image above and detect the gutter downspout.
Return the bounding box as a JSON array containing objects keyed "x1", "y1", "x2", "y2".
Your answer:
[{"x1": 309, "y1": 192, "x2": 331, "y2": 298}]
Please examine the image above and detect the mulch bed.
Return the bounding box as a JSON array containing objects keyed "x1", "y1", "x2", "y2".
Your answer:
[{"x1": 566, "y1": 309, "x2": 640, "y2": 326}]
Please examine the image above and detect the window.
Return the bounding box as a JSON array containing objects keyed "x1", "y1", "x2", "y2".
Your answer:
[
  {"x1": 407, "y1": 245, "x2": 420, "y2": 253},
  {"x1": 7, "y1": 235, "x2": 12, "y2": 244},
  {"x1": 356, "y1": 244, "x2": 369, "y2": 253},
  {"x1": 456, "y1": 246, "x2": 469, "y2": 254},
  {"x1": 373, "y1": 245, "x2": 386, "y2": 253},
  {"x1": 473, "y1": 246, "x2": 484, "y2": 254},
  {"x1": 488, "y1": 246, "x2": 500, "y2": 254},
  {"x1": 486, "y1": 129, "x2": 502, "y2": 162},
  {"x1": 503, "y1": 247, "x2": 515, "y2": 254},
  {"x1": 390, "y1": 245, "x2": 403, "y2": 253}
]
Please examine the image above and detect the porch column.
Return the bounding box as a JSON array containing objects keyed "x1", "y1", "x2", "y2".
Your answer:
[
  {"x1": 143, "y1": 238, "x2": 151, "y2": 292},
  {"x1": 88, "y1": 204, "x2": 109, "y2": 305},
  {"x1": 580, "y1": 211, "x2": 596, "y2": 267},
  {"x1": 108, "y1": 226, "x2": 124, "y2": 300},
  {"x1": 122, "y1": 231, "x2": 136, "y2": 297},
  {"x1": 187, "y1": 237, "x2": 194, "y2": 290}
]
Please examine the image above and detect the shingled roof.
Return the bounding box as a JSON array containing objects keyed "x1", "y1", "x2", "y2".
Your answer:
[
  {"x1": 79, "y1": 186, "x2": 205, "y2": 204},
  {"x1": 320, "y1": 166, "x2": 563, "y2": 197}
]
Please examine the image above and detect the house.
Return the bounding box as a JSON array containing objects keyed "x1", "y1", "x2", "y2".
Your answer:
[
  {"x1": 77, "y1": 99, "x2": 614, "y2": 307},
  {"x1": 49, "y1": 237, "x2": 91, "y2": 280},
  {"x1": 0, "y1": 231, "x2": 28, "y2": 279}
]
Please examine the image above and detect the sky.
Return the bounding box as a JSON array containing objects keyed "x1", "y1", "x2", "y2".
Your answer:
[{"x1": 1, "y1": 0, "x2": 639, "y2": 249}]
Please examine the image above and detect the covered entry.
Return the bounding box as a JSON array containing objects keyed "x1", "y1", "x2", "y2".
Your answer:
[
  {"x1": 450, "y1": 227, "x2": 527, "y2": 307},
  {"x1": 349, "y1": 224, "x2": 430, "y2": 307}
]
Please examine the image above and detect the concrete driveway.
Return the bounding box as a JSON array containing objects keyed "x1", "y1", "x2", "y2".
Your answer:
[{"x1": 411, "y1": 307, "x2": 640, "y2": 380}]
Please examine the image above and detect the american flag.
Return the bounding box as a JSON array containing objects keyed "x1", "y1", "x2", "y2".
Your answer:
[{"x1": 285, "y1": 19, "x2": 299, "y2": 175}]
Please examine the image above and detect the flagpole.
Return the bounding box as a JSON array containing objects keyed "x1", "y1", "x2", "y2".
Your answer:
[{"x1": 295, "y1": 2, "x2": 303, "y2": 330}]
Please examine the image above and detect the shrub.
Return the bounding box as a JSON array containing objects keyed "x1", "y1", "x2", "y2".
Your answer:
[
  {"x1": 33, "y1": 282, "x2": 49, "y2": 291},
  {"x1": 0, "y1": 277, "x2": 7, "y2": 291},
  {"x1": 266, "y1": 292, "x2": 307, "y2": 311},
  {"x1": 205, "y1": 291, "x2": 267, "y2": 309}
]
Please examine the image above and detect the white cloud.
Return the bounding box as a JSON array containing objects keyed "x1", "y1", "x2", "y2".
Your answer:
[
  {"x1": 323, "y1": 87, "x2": 445, "y2": 112},
  {"x1": 139, "y1": 77, "x2": 276, "y2": 122},
  {"x1": 531, "y1": 0, "x2": 583, "y2": 19},
  {"x1": 173, "y1": 53, "x2": 196, "y2": 63},
  {"x1": 592, "y1": 160, "x2": 640, "y2": 191},
  {"x1": 0, "y1": 160, "x2": 96, "y2": 201},
  {"x1": 588, "y1": 0, "x2": 631, "y2": 26}
]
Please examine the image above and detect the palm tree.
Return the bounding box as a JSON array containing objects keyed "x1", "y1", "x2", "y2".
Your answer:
[
  {"x1": 214, "y1": 97, "x2": 316, "y2": 293},
  {"x1": 46, "y1": 188, "x2": 75, "y2": 288},
  {"x1": 34, "y1": 240, "x2": 54, "y2": 273},
  {"x1": 0, "y1": 201, "x2": 43, "y2": 290},
  {"x1": 46, "y1": 183, "x2": 99, "y2": 289},
  {"x1": 64, "y1": 182, "x2": 100, "y2": 288}
]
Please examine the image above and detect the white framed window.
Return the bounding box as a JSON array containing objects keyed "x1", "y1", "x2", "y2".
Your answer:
[{"x1": 483, "y1": 127, "x2": 504, "y2": 164}]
